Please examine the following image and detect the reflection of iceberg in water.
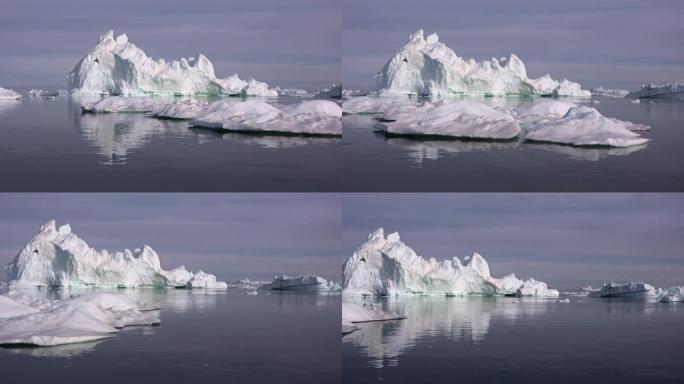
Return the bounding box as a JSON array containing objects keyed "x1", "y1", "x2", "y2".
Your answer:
[
  {"x1": 528, "y1": 142, "x2": 647, "y2": 161},
  {"x1": 190, "y1": 127, "x2": 340, "y2": 149},
  {"x1": 2, "y1": 340, "x2": 105, "y2": 358},
  {"x1": 383, "y1": 136, "x2": 519, "y2": 164},
  {"x1": 78, "y1": 113, "x2": 190, "y2": 165},
  {"x1": 343, "y1": 297, "x2": 549, "y2": 368},
  {"x1": 0, "y1": 100, "x2": 20, "y2": 115}
]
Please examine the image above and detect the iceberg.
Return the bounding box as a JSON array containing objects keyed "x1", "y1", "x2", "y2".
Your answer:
[
  {"x1": 313, "y1": 83, "x2": 342, "y2": 99},
  {"x1": 0, "y1": 86, "x2": 22, "y2": 100},
  {"x1": 660, "y1": 287, "x2": 684, "y2": 303},
  {"x1": 259, "y1": 274, "x2": 341, "y2": 291},
  {"x1": 67, "y1": 30, "x2": 277, "y2": 97},
  {"x1": 376, "y1": 30, "x2": 590, "y2": 97},
  {"x1": 379, "y1": 101, "x2": 520, "y2": 140},
  {"x1": 277, "y1": 88, "x2": 312, "y2": 98},
  {"x1": 81, "y1": 96, "x2": 165, "y2": 113},
  {"x1": 590, "y1": 87, "x2": 629, "y2": 98},
  {"x1": 626, "y1": 82, "x2": 684, "y2": 99},
  {"x1": 588, "y1": 282, "x2": 660, "y2": 299},
  {"x1": 4, "y1": 220, "x2": 227, "y2": 289},
  {"x1": 343, "y1": 228, "x2": 559, "y2": 297},
  {"x1": 0, "y1": 293, "x2": 159, "y2": 346},
  {"x1": 190, "y1": 100, "x2": 342, "y2": 136}
]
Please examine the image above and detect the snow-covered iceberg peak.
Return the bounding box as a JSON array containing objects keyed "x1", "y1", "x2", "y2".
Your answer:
[
  {"x1": 376, "y1": 30, "x2": 590, "y2": 97},
  {"x1": 67, "y1": 30, "x2": 276, "y2": 97},
  {"x1": 342, "y1": 228, "x2": 559, "y2": 297},
  {"x1": 4, "y1": 220, "x2": 227, "y2": 289}
]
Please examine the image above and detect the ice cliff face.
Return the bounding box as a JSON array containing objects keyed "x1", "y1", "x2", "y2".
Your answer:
[
  {"x1": 343, "y1": 228, "x2": 559, "y2": 297},
  {"x1": 67, "y1": 31, "x2": 276, "y2": 97},
  {"x1": 4, "y1": 220, "x2": 227, "y2": 289},
  {"x1": 376, "y1": 30, "x2": 590, "y2": 97}
]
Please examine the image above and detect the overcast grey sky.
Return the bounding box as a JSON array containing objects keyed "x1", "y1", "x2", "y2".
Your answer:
[
  {"x1": 0, "y1": 0, "x2": 340, "y2": 89},
  {"x1": 343, "y1": 194, "x2": 684, "y2": 290},
  {"x1": 344, "y1": 0, "x2": 684, "y2": 90},
  {"x1": 0, "y1": 194, "x2": 342, "y2": 282}
]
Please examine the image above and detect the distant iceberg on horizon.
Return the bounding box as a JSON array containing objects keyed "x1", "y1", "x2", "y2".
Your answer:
[
  {"x1": 259, "y1": 274, "x2": 341, "y2": 292},
  {"x1": 342, "y1": 228, "x2": 559, "y2": 297},
  {"x1": 4, "y1": 220, "x2": 227, "y2": 289},
  {"x1": 67, "y1": 30, "x2": 277, "y2": 97},
  {"x1": 376, "y1": 29, "x2": 590, "y2": 97}
]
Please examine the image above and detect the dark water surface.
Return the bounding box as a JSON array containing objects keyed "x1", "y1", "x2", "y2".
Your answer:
[
  {"x1": 0, "y1": 289, "x2": 341, "y2": 384},
  {"x1": 0, "y1": 95, "x2": 341, "y2": 191},
  {"x1": 343, "y1": 97, "x2": 684, "y2": 191},
  {"x1": 343, "y1": 296, "x2": 684, "y2": 384}
]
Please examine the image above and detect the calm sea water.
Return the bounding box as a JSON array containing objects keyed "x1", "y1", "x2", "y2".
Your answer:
[
  {"x1": 343, "y1": 96, "x2": 684, "y2": 192},
  {"x1": 0, "y1": 289, "x2": 341, "y2": 384},
  {"x1": 343, "y1": 296, "x2": 684, "y2": 384},
  {"x1": 0, "y1": 92, "x2": 341, "y2": 192}
]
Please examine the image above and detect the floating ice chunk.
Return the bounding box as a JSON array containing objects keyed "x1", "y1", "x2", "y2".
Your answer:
[
  {"x1": 68, "y1": 30, "x2": 276, "y2": 97},
  {"x1": 342, "y1": 96, "x2": 413, "y2": 114},
  {"x1": 4, "y1": 220, "x2": 227, "y2": 289},
  {"x1": 588, "y1": 282, "x2": 660, "y2": 299},
  {"x1": 0, "y1": 86, "x2": 22, "y2": 100},
  {"x1": 524, "y1": 106, "x2": 650, "y2": 147},
  {"x1": 660, "y1": 287, "x2": 684, "y2": 302},
  {"x1": 0, "y1": 295, "x2": 41, "y2": 318},
  {"x1": 313, "y1": 83, "x2": 342, "y2": 99},
  {"x1": 243, "y1": 291, "x2": 258, "y2": 295},
  {"x1": 81, "y1": 96, "x2": 165, "y2": 113},
  {"x1": 590, "y1": 87, "x2": 629, "y2": 98},
  {"x1": 376, "y1": 30, "x2": 590, "y2": 97},
  {"x1": 515, "y1": 100, "x2": 577, "y2": 118},
  {"x1": 152, "y1": 99, "x2": 209, "y2": 119},
  {"x1": 0, "y1": 293, "x2": 159, "y2": 346},
  {"x1": 343, "y1": 228, "x2": 558, "y2": 297},
  {"x1": 259, "y1": 274, "x2": 342, "y2": 291},
  {"x1": 342, "y1": 302, "x2": 405, "y2": 324},
  {"x1": 277, "y1": 88, "x2": 312, "y2": 98},
  {"x1": 191, "y1": 100, "x2": 342, "y2": 136},
  {"x1": 627, "y1": 82, "x2": 684, "y2": 99},
  {"x1": 380, "y1": 101, "x2": 520, "y2": 139}
]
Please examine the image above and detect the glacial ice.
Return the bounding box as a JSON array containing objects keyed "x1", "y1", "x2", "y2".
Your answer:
[
  {"x1": 313, "y1": 83, "x2": 342, "y2": 99},
  {"x1": 190, "y1": 100, "x2": 342, "y2": 136},
  {"x1": 4, "y1": 220, "x2": 228, "y2": 289},
  {"x1": 0, "y1": 293, "x2": 159, "y2": 346},
  {"x1": 590, "y1": 87, "x2": 629, "y2": 98},
  {"x1": 81, "y1": 96, "x2": 165, "y2": 113},
  {"x1": 0, "y1": 86, "x2": 22, "y2": 100},
  {"x1": 376, "y1": 30, "x2": 590, "y2": 97},
  {"x1": 660, "y1": 287, "x2": 684, "y2": 302},
  {"x1": 259, "y1": 274, "x2": 342, "y2": 291},
  {"x1": 342, "y1": 228, "x2": 559, "y2": 297},
  {"x1": 380, "y1": 101, "x2": 521, "y2": 140},
  {"x1": 588, "y1": 282, "x2": 660, "y2": 299},
  {"x1": 67, "y1": 31, "x2": 277, "y2": 97},
  {"x1": 627, "y1": 82, "x2": 684, "y2": 99}
]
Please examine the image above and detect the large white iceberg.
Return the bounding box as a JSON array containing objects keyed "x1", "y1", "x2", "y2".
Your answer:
[
  {"x1": 4, "y1": 220, "x2": 227, "y2": 289},
  {"x1": 0, "y1": 293, "x2": 159, "y2": 346},
  {"x1": 67, "y1": 31, "x2": 277, "y2": 97},
  {"x1": 343, "y1": 228, "x2": 559, "y2": 297},
  {"x1": 376, "y1": 30, "x2": 590, "y2": 97},
  {"x1": 259, "y1": 274, "x2": 341, "y2": 291},
  {"x1": 627, "y1": 82, "x2": 684, "y2": 99},
  {"x1": 190, "y1": 100, "x2": 342, "y2": 136},
  {"x1": 0, "y1": 86, "x2": 22, "y2": 100}
]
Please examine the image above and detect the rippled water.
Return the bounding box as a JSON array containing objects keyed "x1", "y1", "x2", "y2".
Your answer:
[
  {"x1": 0, "y1": 94, "x2": 341, "y2": 191},
  {"x1": 343, "y1": 296, "x2": 684, "y2": 383},
  {"x1": 0, "y1": 289, "x2": 341, "y2": 384},
  {"x1": 343, "y1": 97, "x2": 684, "y2": 191}
]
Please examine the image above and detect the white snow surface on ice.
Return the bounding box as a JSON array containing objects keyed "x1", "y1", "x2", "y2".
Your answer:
[
  {"x1": 343, "y1": 228, "x2": 559, "y2": 297},
  {"x1": 67, "y1": 31, "x2": 276, "y2": 97},
  {"x1": 81, "y1": 96, "x2": 165, "y2": 113},
  {"x1": 259, "y1": 274, "x2": 342, "y2": 291},
  {"x1": 4, "y1": 220, "x2": 227, "y2": 289},
  {"x1": 342, "y1": 302, "x2": 404, "y2": 326},
  {"x1": 376, "y1": 30, "x2": 590, "y2": 97},
  {"x1": 588, "y1": 282, "x2": 661, "y2": 299},
  {"x1": 660, "y1": 286, "x2": 684, "y2": 302},
  {"x1": 0, "y1": 86, "x2": 22, "y2": 100},
  {"x1": 0, "y1": 293, "x2": 159, "y2": 346},
  {"x1": 627, "y1": 82, "x2": 684, "y2": 99},
  {"x1": 191, "y1": 100, "x2": 342, "y2": 136}
]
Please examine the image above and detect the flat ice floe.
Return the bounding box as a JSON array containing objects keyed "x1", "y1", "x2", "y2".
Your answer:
[
  {"x1": 343, "y1": 228, "x2": 559, "y2": 297},
  {"x1": 376, "y1": 29, "x2": 590, "y2": 97},
  {"x1": 259, "y1": 274, "x2": 341, "y2": 291},
  {"x1": 345, "y1": 97, "x2": 650, "y2": 147},
  {"x1": 68, "y1": 31, "x2": 276, "y2": 97},
  {"x1": 5, "y1": 220, "x2": 227, "y2": 289},
  {"x1": 0, "y1": 293, "x2": 159, "y2": 346},
  {"x1": 81, "y1": 96, "x2": 165, "y2": 113},
  {"x1": 626, "y1": 82, "x2": 684, "y2": 99},
  {"x1": 190, "y1": 100, "x2": 342, "y2": 136},
  {"x1": 0, "y1": 86, "x2": 22, "y2": 100}
]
